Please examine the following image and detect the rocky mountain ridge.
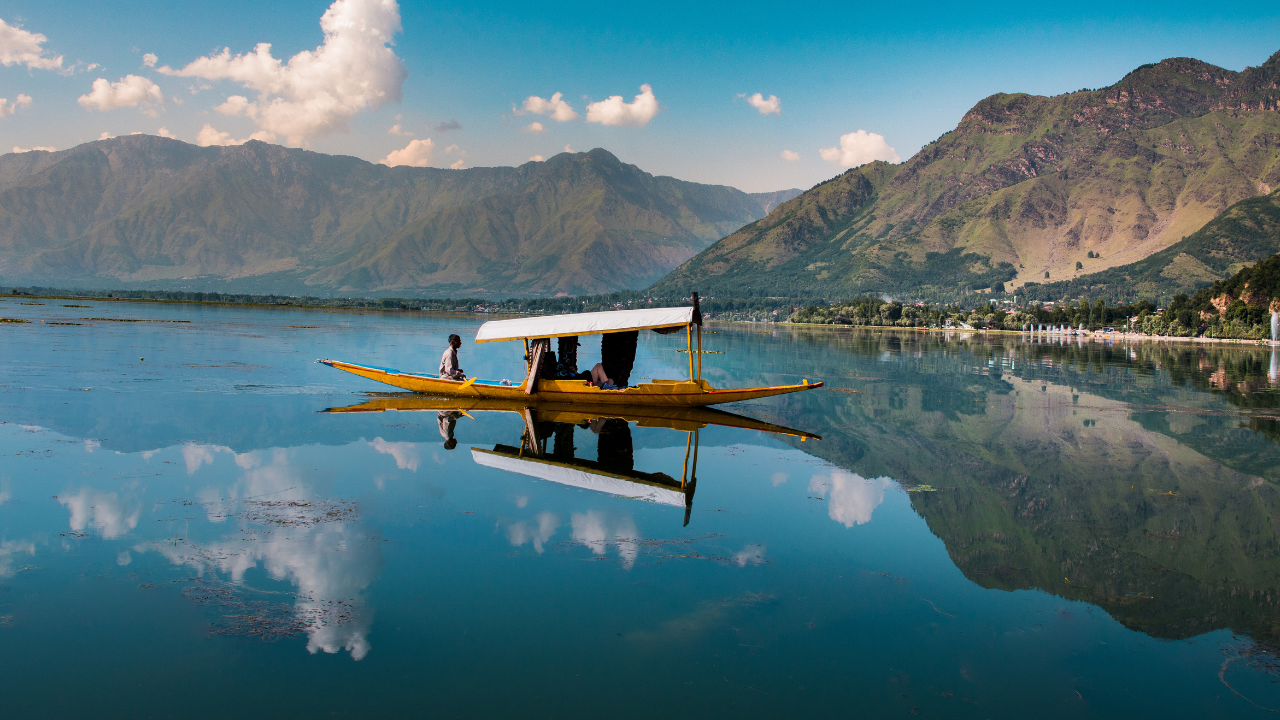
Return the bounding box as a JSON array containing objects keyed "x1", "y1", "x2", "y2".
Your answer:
[
  {"x1": 0, "y1": 137, "x2": 798, "y2": 296},
  {"x1": 654, "y1": 49, "x2": 1280, "y2": 299}
]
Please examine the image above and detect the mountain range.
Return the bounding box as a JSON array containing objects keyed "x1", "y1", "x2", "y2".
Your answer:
[
  {"x1": 0, "y1": 138, "x2": 798, "y2": 296},
  {"x1": 655, "y1": 49, "x2": 1280, "y2": 300},
  {"x1": 5, "y1": 48, "x2": 1280, "y2": 303}
]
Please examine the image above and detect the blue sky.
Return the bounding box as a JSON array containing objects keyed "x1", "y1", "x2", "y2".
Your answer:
[{"x1": 1, "y1": 0, "x2": 1277, "y2": 191}]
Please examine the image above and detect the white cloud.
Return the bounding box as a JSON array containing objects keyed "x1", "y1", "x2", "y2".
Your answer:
[
  {"x1": 506, "y1": 512, "x2": 559, "y2": 554},
  {"x1": 142, "y1": 52, "x2": 157, "y2": 68},
  {"x1": 380, "y1": 137, "x2": 434, "y2": 167},
  {"x1": 58, "y1": 487, "x2": 140, "y2": 539},
  {"x1": 523, "y1": 121, "x2": 544, "y2": 134},
  {"x1": 78, "y1": 75, "x2": 165, "y2": 115},
  {"x1": 387, "y1": 117, "x2": 412, "y2": 136},
  {"x1": 0, "y1": 18, "x2": 64, "y2": 71},
  {"x1": 571, "y1": 511, "x2": 640, "y2": 569},
  {"x1": 819, "y1": 129, "x2": 901, "y2": 168},
  {"x1": 146, "y1": 448, "x2": 383, "y2": 660},
  {"x1": 181, "y1": 443, "x2": 238, "y2": 474},
  {"x1": 808, "y1": 471, "x2": 893, "y2": 528},
  {"x1": 780, "y1": 150, "x2": 800, "y2": 162},
  {"x1": 214, "y1": 94, "x2": 252, "y2": 116},
  {"x1": 0, "y1": 539, "x2": 35, "y2": 578},
  {"x1": 528, "y1": 155, "x2": 544, "y2": 162},
  {"x1": 743, "y1": 92, "x2": 780, "y2": 115},
  {"x1": 158, "y1": 0, "x2": 407, "y2": 145},
  {"x1": 586, "y1": 84, "x2": 659, "y2": 127},
  {"x1": 98, "y1": 131, "x2": 113, "y2": 140},
  {"x1": 195, "y1": 123, "x2": 275, "y2": 146},
  {"x1": 563, "y1": 144, "x2": 572, "y2": 153},
  {"x1": 445, "y1": 143, "x2": 465, "y2": 169},
  {"x1": 0, "y1": 93, "x2": 32, "y2": 118},
  {"x1": 518, "y1": 92, "x2": 577, "y2": 121},
  {"x1": 156, "y1": 127, "x2": 176, "y2": 139},
  {"x1": 369, "y1": 437, "x2": 419, "y2": 471},
  {"x1": 734, "y1": 544, "x2": 766, "y2": 566}
]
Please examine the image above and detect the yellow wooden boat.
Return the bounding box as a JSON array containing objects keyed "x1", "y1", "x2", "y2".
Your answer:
[{"x1": 319, "y1": 294, "x2": 823, "y2": 407}]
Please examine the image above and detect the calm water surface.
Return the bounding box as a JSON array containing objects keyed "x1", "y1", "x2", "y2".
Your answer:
[{"x1": 2, "y1": 297, "x2": 1279, "y2": 718}]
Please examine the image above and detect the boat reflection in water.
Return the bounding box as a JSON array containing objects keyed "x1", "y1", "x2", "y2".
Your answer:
[{"x1": 328, "y1": 396, "x2": 820, "y2": 526}]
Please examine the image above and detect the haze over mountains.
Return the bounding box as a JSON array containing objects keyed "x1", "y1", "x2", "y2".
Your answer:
[
  {"x1": 656, "y1": 50, "x2": 1280, "y2": 300},
  {"x1": 0, "y1": 138, "x2": 798, "y2": 296}
]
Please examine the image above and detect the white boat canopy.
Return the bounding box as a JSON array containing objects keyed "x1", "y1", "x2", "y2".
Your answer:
[
  {"x1": 474, "y1": 306, "x2": 694, "y2": 343},
  {"x1": 471, "y1": 449, "x2": 686, "y2": 507}
]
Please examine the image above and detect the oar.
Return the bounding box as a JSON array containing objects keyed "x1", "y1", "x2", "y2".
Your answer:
[{"x1": 459, "y1": 376, "x2": 478, "y2": 391}]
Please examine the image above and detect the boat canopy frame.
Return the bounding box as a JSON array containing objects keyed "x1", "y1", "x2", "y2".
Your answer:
[{"x1": 478, "y1": 293, "x2": 707, "y2": 384}]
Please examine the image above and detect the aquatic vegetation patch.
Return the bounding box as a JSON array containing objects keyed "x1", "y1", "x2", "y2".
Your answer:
[
  {"x1": 0, "y1": 318, "x2": 29, "y2": 323},
  {"x1": 554, "y1": 533, "x2": 749, "y2": 566},
  {"x1": 1220, "y1": 637, "x2": 1280, "y2": 712},
  {"x1": 181, "y1": 578, "x2": 358, "y2": 641},
  {"x1": 82, "y1": 317, "x2": 191, "y2": 323}
]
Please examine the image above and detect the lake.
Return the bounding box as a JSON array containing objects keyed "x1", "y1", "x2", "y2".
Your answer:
[{"x1": 1, "y1": 297, "x2": 1278, "y2": 718}]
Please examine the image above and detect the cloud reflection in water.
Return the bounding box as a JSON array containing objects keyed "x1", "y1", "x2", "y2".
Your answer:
[
  {"x1": 57, "y1": 487, "x2": 140, "y2": 538},
  {"x1": 808, "y1": 471, "x2": 894, "y2": 527},
  {"x1": 156, "y1": 447, "x2": 383, "y2": 660}
]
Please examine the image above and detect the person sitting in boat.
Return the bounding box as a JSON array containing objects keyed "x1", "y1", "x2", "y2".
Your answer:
[
  {"x1": 439, "y1": 334, "x2": 465, "y2": 380},
  {"x1": 588, "y1": 363, "x2": 617, "y2": 388}
]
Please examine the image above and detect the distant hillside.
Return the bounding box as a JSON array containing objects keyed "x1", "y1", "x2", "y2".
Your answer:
[
  {"x1": 1021, "y1": 186, "x2": 1280, "y2": 302},
  {"x1": 0, "y1": 137, "x2": 798, "y2": 296},
  {"x1": 654, "y1": 49, "x2": 1280, "y2": 300}
]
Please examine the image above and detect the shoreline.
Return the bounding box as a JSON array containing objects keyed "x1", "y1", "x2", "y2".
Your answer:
[
  {"x1": 6, "y1": 290, "x2": 1276, "y2": 348},
  {"x1": 771, "y1": 321, "x2": 1280, "y2": 347}
]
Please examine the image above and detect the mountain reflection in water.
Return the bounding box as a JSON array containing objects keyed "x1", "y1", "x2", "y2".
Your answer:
[{"x1": 759, "y1": 330, "x2": 1280, "y2": 642}]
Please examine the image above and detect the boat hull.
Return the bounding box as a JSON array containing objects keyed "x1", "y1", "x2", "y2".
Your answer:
[{"x1": 318, "y1": 359, "x2": 822, "y2": 407}]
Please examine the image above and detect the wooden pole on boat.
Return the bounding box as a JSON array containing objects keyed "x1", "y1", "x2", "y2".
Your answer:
[
  {"x1": 525, "y1": 339, "x2": 546, "y2": 395},
  {"x1": 696, "y1": 326, "x2": 703, "y2": 381},
  {"x1": 686, "y1": 324, "x2": 694, "y2": 380},
  {"x1": 691, "y1": 292, "x2": 703, "y2": 382}
]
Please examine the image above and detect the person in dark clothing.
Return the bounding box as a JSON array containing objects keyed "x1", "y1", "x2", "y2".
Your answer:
[{"x1": 599, "y1": 331, "x2": 638, "y2": 388}]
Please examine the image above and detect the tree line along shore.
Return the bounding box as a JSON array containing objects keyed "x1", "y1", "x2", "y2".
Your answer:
[{"x1": 5, "y1": 251, "x2": 1280, "y2": 342}]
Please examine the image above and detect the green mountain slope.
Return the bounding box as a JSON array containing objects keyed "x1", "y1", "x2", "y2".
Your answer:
[
  {"x1": 0, "y1": 137, "x2": 798, "y2": 296},
  {"x1": 653, "y1": 50, "x2": 1280, "y2": 300},
  {"x1": 1022, "y1": 186, "x2": 1280, "y2": 301}
]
